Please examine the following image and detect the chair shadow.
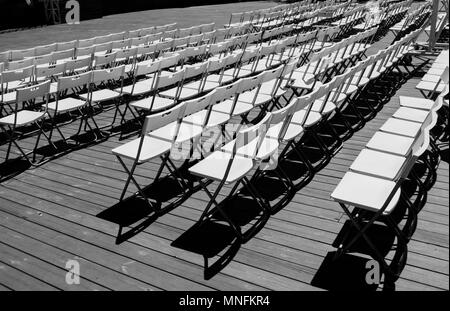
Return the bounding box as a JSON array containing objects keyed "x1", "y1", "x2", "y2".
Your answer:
[
  {"x1": 0, "y1": 158, "x2": 31, "y2": 183},
  {"x1": 97, "y1": 174, "x2": 190, "y2": 244},
  {"x1": 171, "y1": 219, "x2": 241, "y2": 280},
  {"x1": 247, "y1": 172, "x2": 297, "y2": 214},
  {"x1": 210, "y1": 194, "x2": 269, "y2": 243},
  {"x1": 439, "y1": 146, "x2": 449, "y2": 164},
  {"x1": 332, "y1": 220, "x2": 397, "y2": 258},
  {"x1": 311, "y1": 251, "x2": 383, "y2": 291}
]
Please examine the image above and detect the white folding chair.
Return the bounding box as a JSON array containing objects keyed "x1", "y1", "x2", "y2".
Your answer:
[
  {"x1": 0, "y1": 80, "x2": 53, "y2": 165},
  {"x1": 188, "y1": 113, "x2": 272, "y2": 241}
]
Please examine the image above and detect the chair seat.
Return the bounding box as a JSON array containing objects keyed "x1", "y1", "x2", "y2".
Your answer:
[
  {"x1": 421, "y1": 74, "x2": 441, "y2": 82},
  {"x1": 366, "y1": 131, "x2": 414, "y2": 157},
  {"x1": 392, "y1": 107, "x2": 430, "y2": 123},
  {"x1": 379, "y1": 118, "x2": 422, "y2": 138},
  {"x1": 212, "y1": 98, "x2": 253, "y2": 116},
  {"x1": 331, "y1": 171, "x2": 401, "y2": 214},
  {"x1": 350, "y1": 149, "x2": 407, "y2": 181},
  {"x1": 416, "y1": 80, "x2": 446, "y2": 93},
  {"x1": 189, "y1": 150, "x2": 254, "y2": 184},
  {"x1": 399, "y1": 96, "x2": 435, "y2": 110},
  {"x1": 121, "y1": 78, "x2": 154, "y2": 96},
  {"x1": 47, "y1": 97, "x2": 87, "y2": 112},
  {"x1": 183, "y1": 109, "x2": 230, "y2": 128},
  {"x1": 130, "y1": 96, "x2": 175, "y2": 112},
  {"x1": 291, "y1": 109, "x2": 322, "y2": 127},
  {"x1": 0, "y1": 110, "x2": 46, "y2": 126},
  {"x1": 112, "y1": 135, "x2": 172, "y2": 163},
  {"x1": 80, "y1": 89, "x2": 121, "y2": 102}
]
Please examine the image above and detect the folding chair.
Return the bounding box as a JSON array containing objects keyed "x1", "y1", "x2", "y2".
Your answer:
[
  {"x1": 0, "y1": 80, "x2": 54, "y2": 165},
  {"x1": 112, "y1": 99, "x2": 188, "y2": 214},
  {"x1": 45, "y1": 71, "x2": 102, "y2": 144},
  {"x1": 130, "y1": 68, "x2": 185, "y2": 116},
  {"x1": 188, "y1": 113, "x2": 272, "y2": 241},
  {"x1": 159, "y1": 61, "x2": 208, "y2": 101},
  {"x1": 51, "y1": 49, "x2": 76, "y2": 64},
  {"x1": 92, "y1": 51, "x2": 117, "y2": 69},
  {"x1": 79, "y1": 65, "x2": 125, "y2": 129},
  {"x1": 1, "y1": 65, "x2": 35, "y2": 116},
  {"x1": 65, "y1": 57, "x2": 92, "y2": 75},
  {"x1": 35, "y1": 62, "x2": 67, "y2": 94},
  {"x1": 213, "y1": 75, "x2": 261, "y2": 125}
]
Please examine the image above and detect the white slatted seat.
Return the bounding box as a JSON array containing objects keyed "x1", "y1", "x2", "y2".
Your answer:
[
  {"x1": 379, "y1": 118, "x2": 422, "y2": 138},
  {"x1": 366, "y1": 131, "x2": 415, "y2": 157},
  {"x1": 349, "y1": 149, "x2": 408, "y2": 181}
]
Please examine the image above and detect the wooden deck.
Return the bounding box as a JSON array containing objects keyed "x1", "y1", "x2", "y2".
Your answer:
[{"x1": 0, "y1": 2, "x2": 448, "y2": 291}]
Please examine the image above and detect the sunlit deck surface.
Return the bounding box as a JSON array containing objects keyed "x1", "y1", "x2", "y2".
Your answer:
[{"x1": 0, "y1": 1, "x2": 448, "y2": 291}]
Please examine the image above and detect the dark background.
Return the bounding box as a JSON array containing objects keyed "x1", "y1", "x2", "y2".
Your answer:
[{"x1": 0, "y1": 0, "x2": 266, "y2": 31}]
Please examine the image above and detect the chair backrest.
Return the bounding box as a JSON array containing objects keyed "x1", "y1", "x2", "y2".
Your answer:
[
  {"x1": 16, "y1": 80, "x2": 51, "y2": 103},
  {"x1": 269, "y1": 100, "x2": 296, "y2": 141},
  {"x1": 57, "y1": 40, "x2": 77, "y2": 51},
  {"x1": 35, "y1": 43, "x2": 57, "y2": 56},
  {"x1": 7, "y1": 58, "x2": 35, "y2": 71},
  {"x1": 183, "y1": 90, "x2": 215, "y2": 124},
  {"x1": 214, "y1": 79, "x2": 240, "y2": 103},
  {"x1": 237, "y1": 73, "x2": 262, "y2": 94},
  {"x1": 51, "y1": 49, "x2": 75, "y2": 62},
  {"x1": 92, "y1": 65, "x2": 125, "y2": 84},
  {"x1": 261, "y1": 65, "x2": 283, "y2": 84},
  {"x1": 159, "y1": 54, "x2": 180, "y2": 71},
  {"x1": 57, "y1": 71, "x2": 92, "y2": 92},
  {"x1": 155, "y1": 68, "x2": 185, "y2": 90},
  {"x1": 35, "y1": 62, "x2": 66, "y2": 79},
  {"x1": 10, "y1": 48, "x2": 35, "y2": 61},
  {"x1": 0, "y1": 65, "x2": 34, "y2": 85},
  {"x1": 112, "y1": 39, "x2": 131, "y2": 50},
  {"x1": 292, "y1": 91, "x2": 316, "y2": 126},
  {"x1": 115, "y1": 47, "x2": 138, "y2": 61},
  {"x1": 65, "y1": 57, "x2": 91, "y2": 73},
  {"x1": 206, "y1": 57, "x2": 226, "y2": 73},
  {"x1": 142, "y1": 101, "x2": 186, "y2": 135},
  {"x1": 76, "y1": 46, "x2": 94, "y2": 58},
  {"x1": 93, "y1": 42, "x2": 113, "y2": 54},
  {"x1": 135, "y1": 59, "x2": 161, "y2": 77},
  {"x1": 136, "y1": 43, "x2": 158, "y2": 60},
  {"x1": 32, "y1": 53, "x2": 53, "y2": 66},
  {"x1": 234, "y1": 112, "x2": 272, "y2": 159},
  {"x1": 184, "y1": 62, "x2": 208, "y2": 80},
  {"x1": 78, "y1": 37, "x2": 96, "y2": 48},
  {"x1": 94, "y1": 51, "x2": 117, "y2": 68},
  {"x1": 131, "y1": 36, "x2": 149, "y2": 47}
]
